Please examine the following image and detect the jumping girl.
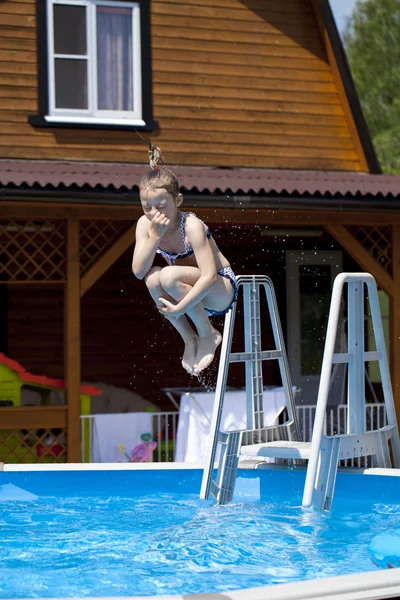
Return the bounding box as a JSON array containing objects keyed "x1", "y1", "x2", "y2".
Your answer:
[{"x1": 132, "y1": 145, "x2": 238, "y2": 376}]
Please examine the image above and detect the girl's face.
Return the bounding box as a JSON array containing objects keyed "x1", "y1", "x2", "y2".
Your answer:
[{"x1": 140, "y1": 187, "x2": 179, "y2": 222}]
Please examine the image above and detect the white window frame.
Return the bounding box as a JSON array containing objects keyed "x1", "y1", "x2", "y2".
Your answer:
[{"x1": 46, "y1": 0, "x2": 144, "y2": 126}]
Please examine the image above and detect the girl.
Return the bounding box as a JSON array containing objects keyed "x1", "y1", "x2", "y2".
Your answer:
[{"x1": 132, "y1": 145, "x2": 238, "y2": 377}]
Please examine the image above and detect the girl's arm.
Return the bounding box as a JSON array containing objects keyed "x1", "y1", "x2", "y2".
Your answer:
[
  {"x1": 160, "y1": 216, "x2": 217, "y2": 315},
  {"x1": 132, "y1": 213, "x2": 169, "y2": 279}
]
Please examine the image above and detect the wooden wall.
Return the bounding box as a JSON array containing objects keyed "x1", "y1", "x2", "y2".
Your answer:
[{"x1": 0, "y1": 0, "x2": 364, "y2": 170}]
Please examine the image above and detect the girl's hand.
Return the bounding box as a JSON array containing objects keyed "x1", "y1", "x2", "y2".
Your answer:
[
  {"x1": 149, "y1": 211, "x2": 170, "y2": 240},
  {"x1": 158, "y1": 297, "x2": 183, "y2": 319}
]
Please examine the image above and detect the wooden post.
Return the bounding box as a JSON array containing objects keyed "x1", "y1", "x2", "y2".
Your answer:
[
  {"x1": 64, "y1": 218, "x2": 81, "y2": 462},
  {"x1": 390, "y1": 226, "x2": 400, "y2": 426}
]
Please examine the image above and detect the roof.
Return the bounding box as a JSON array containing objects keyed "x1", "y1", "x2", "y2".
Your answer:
[
  {"x1": 0, "y1": 352, "x2": 102, "y2": 396},
  {"x1": 0, "y1": 160, "x2": 400, "y2": 199}
]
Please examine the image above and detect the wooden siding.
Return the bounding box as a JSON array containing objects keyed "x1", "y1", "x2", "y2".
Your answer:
[{"x1": 0, "y1": 0, "x2": 364, "y2": 170}]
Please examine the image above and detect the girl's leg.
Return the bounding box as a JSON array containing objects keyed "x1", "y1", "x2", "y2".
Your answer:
[
  {"x1": 144, "y1": 267, "x2": 198, "y2": 374},
  {"x1": 159, "y1": 266, "x2": 234, "y2": 375}
]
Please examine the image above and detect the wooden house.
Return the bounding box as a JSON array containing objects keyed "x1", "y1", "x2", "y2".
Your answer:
[{"x1": 1, "y1": 0, "x2": 400, "y2": 462}]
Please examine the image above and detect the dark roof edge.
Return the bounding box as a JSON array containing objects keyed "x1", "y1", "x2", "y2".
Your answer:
[
  {"x1": 319, "y1": 0, "x2": 381, "y2": 175},
  {"x1": 1, "y1": 187, "x2": 400, "y2": 213}
]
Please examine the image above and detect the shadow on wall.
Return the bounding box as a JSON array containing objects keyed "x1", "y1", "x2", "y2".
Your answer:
[{"x1": 239, "y1": 0, "x2": 326, "y2": 62}]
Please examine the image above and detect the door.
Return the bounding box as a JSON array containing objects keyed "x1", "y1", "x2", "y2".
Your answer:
[{"x1": 286, "y1": 250, "x2": 343, "y2": 405}]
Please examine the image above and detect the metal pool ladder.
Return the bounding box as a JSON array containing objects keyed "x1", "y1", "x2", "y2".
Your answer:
[
  {"x1": 200, "y1": 274, "x2": 300, "y2": 505},
  {"x1": 200, "y1": 273, "x2": 400, "y2": 511}
]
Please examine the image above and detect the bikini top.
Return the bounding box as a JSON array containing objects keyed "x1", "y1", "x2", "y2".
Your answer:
[{"x1": 156, "y1": 211, "x2": 211, "y2": 265}]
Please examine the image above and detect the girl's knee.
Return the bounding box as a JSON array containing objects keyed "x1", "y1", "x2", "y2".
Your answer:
[
  {"x1": 144, "y1": 267, "x2": 162, "y2": 291},
  {"x1": 159, "y1": 266, "x2": 179, "y2": 290}
]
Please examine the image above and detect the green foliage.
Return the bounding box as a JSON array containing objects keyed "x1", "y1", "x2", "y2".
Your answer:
[
  {"x1": 343, "y1": 0, "x2": 400, "y2": 173},
  {"x1": 373, "y1": 126, "x2": 400, "y2": 173}
]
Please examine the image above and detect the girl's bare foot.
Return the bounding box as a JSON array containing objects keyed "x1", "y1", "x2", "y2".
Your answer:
[
  {"x1": 182, "y1": 337, "x2": 198, "y2": 375},
  {"x1": 194, "y1": 328, "x2": 222, "y2": 376}
]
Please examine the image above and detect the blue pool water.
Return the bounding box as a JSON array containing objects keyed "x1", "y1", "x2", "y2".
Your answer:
[{"x1": 0, "y1": 468, "x2": 400, "y2": 598}]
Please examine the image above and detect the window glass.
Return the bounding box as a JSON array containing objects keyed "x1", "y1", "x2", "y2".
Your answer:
[
  {"x1": 54, "y1": 4, "x2": 87, "y2": 55},
  {"x1": 55, "y1": 58, "x2": 88, "y2": 109},
  {"x1": 96, "y1": 6, "x2": 133, "y2": 111}
]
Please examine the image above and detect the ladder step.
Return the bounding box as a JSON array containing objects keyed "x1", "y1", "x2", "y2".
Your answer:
[
  {"x1": 230, "y1": 350, "x2": 282, "y2": 363},
  {"x1": 240, "y1": 441, "x2": 312, "y2": 459}
]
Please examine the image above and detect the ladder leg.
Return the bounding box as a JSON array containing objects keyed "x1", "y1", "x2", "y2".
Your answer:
[
  {"x1": 216, "y1": 432, "x2": 242, "y2": 505},
  {"x1": 244, "y1": 279, "x2": 264, "y2": 432},
  {"x1": 264, "y1": 279, "x2": 300, "y2": 441},
  {"x1": 310, "y1": 436, "x2": 340, "y2": 511},
  {"x1": 200, "y1": 304, "x2": 237, "y2": 500},
  {"x1": 376, "y1": 429, "x2": 391, "y2": 468},
  {"x1": 322, "y1": 437, "x2": 340, "y2": 511},
  {"x1": 367, "y1": 280, "x2": 400, "y2": 467}
]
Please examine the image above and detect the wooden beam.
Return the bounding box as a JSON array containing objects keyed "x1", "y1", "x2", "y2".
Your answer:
[
  {"x1": 0, "y1": 202, "x2": 143, "y2": 220},
  {"x1": 325, "y1": 224, "x2": 394, "y2": 297},
  {"x1": 64, "y1": 218, "x2": 81, "y2": 462},
  {"x1": 0, "y1": 406, "x2": 67, "y2": 430},
  {"x1": 81, "y1": 223, "x2": 137, "y2": 296},
  {"x1": 195, "y1": 208, "x2": 400, "y2": 227},
  {"x1": 2, "y1": 201, "x2": 400, "y2": 225},
  {"x1": 390, "y1": 226, "x2": 400, "y2": 425}
]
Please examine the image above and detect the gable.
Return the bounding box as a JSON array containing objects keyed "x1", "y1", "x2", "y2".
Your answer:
[
  {"x1": 0, "y1": 0, "x2": 377, "y2": 172},
  {"x1": 151, "y1": 0, "x2": 377, "y2": 172}
]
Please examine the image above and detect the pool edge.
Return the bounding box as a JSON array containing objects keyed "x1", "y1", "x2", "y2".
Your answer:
[{"x1": 2, "y1": 568, "x2": 400, "y2": 600}]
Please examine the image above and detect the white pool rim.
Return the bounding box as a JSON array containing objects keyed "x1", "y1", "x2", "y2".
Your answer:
[{"x1": 2, "y1": 462, "x2": 400, "y2": 600}]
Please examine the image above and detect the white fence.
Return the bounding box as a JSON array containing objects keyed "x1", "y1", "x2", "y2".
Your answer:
[
  {"x1": 80, "y1": 411, "x2": 179, "y2": 463},
  {"x1": 81, "y1": 403, "x2": 387, "y2": 465}
]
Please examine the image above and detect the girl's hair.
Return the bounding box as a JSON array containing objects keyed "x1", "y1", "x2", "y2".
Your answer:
[{"x1": 139, "y1": 144, "x2": 180, "y2": 199}]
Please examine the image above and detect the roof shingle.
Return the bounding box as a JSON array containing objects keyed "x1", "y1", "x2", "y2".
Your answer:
[{"x1": 1, "y1": 160, "x2": 400, "y2": 198}]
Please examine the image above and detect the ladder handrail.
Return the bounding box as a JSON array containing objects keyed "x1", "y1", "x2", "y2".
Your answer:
[{"x1": 199, "y1": 303, "x2": 237, "y2": 500}]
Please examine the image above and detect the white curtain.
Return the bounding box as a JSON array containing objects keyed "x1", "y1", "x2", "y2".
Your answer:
[{"x1": 97, "y1": 6, "x2": 133, "y2": 111}]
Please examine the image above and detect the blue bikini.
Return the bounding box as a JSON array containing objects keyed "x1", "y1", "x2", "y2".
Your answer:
[{"x1": 156, "y1": 212, "x2": 238, "y2": 316}]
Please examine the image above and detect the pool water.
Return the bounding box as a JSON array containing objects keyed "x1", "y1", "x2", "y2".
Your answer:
[{"x1": 0, "y1": 468, "x2": 399, "y2": 597}]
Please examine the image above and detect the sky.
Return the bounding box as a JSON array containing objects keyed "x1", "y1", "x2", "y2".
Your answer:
[{"x1": 329, "y1": 0, "x2": 360, "y2": 33}]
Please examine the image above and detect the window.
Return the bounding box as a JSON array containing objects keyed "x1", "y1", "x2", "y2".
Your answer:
[{"x1": 30, "y1": 0, "x2": 157, "y2": 130}]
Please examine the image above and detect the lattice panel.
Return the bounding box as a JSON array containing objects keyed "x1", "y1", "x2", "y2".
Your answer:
[
  {"x1": 0, "y1": 219, "x2": 65, "y2": 282},
  {"x1": 80, "y1": 220, "x2": 133, "y2": 275},
  {"x1": 0, "y1": 428, "x2": 67, "y2": 464},
  {"x1": 347, "y1": 225, "x2": 392, "y2": 275}
]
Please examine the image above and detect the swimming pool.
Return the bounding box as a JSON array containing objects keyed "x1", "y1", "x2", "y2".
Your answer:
[{"x1": 1, "y1": 464, "x2": 400, "y2": 599}]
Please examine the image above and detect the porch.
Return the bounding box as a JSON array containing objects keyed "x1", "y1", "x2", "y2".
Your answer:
[{"x1": 1, "y1": 163, "x2": 400, "y2": 463}]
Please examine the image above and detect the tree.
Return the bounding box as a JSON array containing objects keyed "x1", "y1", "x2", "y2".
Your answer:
[{"x1": 343, "y1": 0, "x2": 400, "y2": 173}]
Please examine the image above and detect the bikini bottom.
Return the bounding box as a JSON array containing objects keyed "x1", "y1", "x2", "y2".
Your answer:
[{"x1": 204, "y1": 267, "x2": 238, "y2": 317}]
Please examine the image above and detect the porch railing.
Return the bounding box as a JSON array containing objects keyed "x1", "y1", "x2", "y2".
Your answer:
[
  {"x1": 81, "y1": 403, "x2": 387, "y2": 467},
  {"x1": 80, "y1": 411, "x2": 179, "y2": 463}
]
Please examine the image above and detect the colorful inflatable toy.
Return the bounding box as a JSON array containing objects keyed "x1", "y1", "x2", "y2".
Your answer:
[
  {"x1": 369, "y1": 528, "x2": 400, "y2": 569},
  {"x1": 118, "y1": 438, "x2": 157, "y2": 463},
  {"x1": 129, "y1": 441, "x2": 157, "y2": 462}
]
